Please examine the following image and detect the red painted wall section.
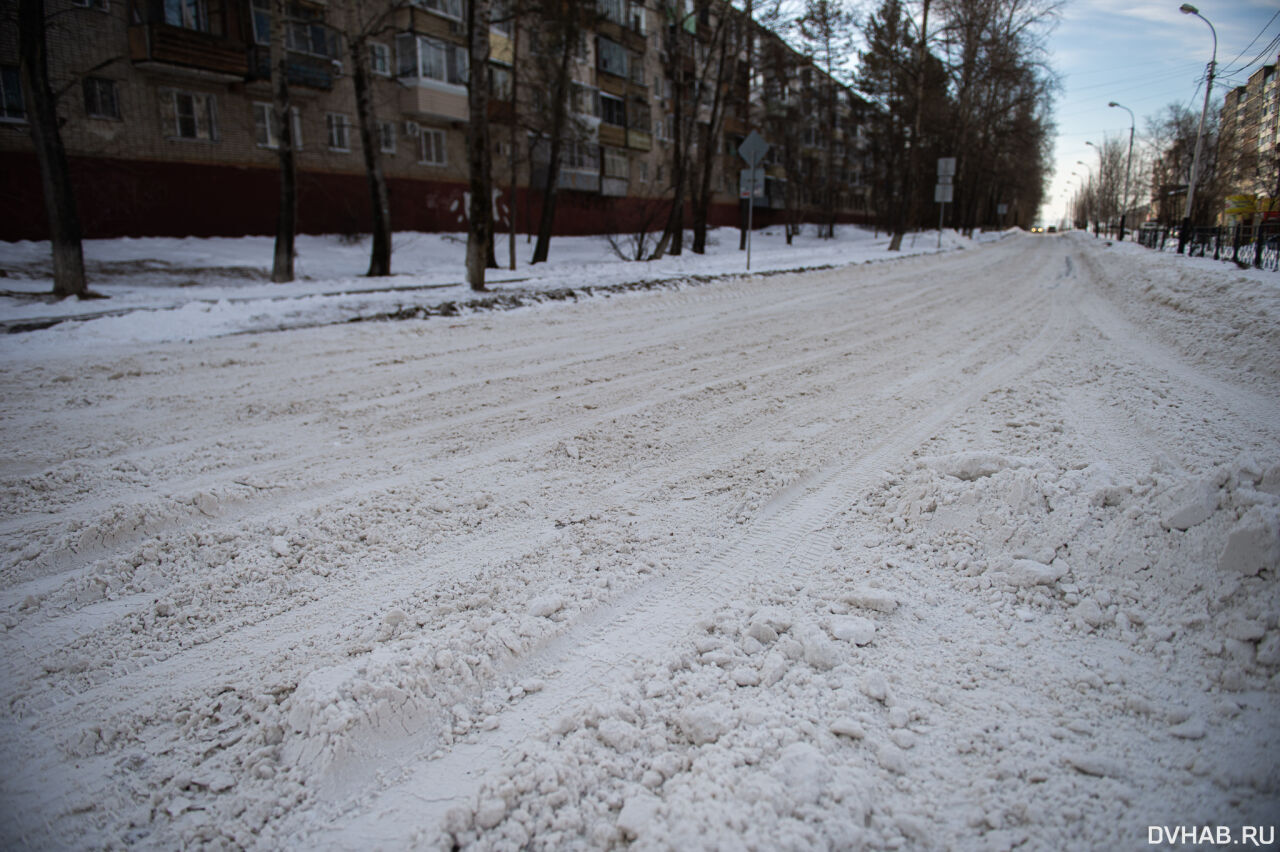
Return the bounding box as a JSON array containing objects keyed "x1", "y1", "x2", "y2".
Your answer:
[{"x1": 0, "y1": 152, "x2": 869, "y2": 242}]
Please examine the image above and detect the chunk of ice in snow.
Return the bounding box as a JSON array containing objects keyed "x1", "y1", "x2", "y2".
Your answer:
[
  {"x1": 1217, "y1": 507, "x2": 1280, "y2": 576},
  {"x1": 831, "y1": 616, "x2": 875, "y2": 646},
  {"x1": 528, "y1": 595, "x2": 565, "y2": 617},
  {"x1": 617, "y1": 793, "x2": 660, "y2": 839}
]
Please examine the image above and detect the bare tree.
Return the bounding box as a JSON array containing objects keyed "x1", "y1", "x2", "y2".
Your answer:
[
  {"x1": 18, "y1": 0, "x2": 92, "y2": 299},
  {"x1": 268, "y1": 0, "x2": 297, "y2": 283},
  {"x1": 466, "y1": 0, "x2": 494, "y2": 290},
  {"x1": 528, "y1": 3, "x2": 594, "y2": 265},
  {"x1": 343, "y1": 2, "x2": 396, "y2": 276}
]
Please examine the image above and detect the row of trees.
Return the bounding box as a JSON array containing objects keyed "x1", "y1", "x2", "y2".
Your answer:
[
  {"x1": 19, "y1": 0, "x2": 1060, "y2": 300},
  {"x1": 1068, "y1": 104, "x2": 1223, "y2": 233},
  {"x1": 857, "y1": 0, "x2": 1058, "y2": 244},
  {"x1": 1069, "y1": 94, "x2": 1280, "y2": 237}
]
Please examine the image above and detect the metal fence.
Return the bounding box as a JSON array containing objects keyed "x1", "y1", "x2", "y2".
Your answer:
[{"x1": 1134, "y1": 222, "x2": 1280, "y2": 271}]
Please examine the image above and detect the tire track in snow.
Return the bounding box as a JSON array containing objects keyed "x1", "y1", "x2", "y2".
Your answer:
[{"x1": 290, "y1": 242, "x2": 1073, "y2": 848}]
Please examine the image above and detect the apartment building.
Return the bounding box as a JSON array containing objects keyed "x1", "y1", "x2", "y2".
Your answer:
[
  {"x1": 0, "y1": 0, "x2": 872, "y2": 241},
  {"x1": 1218, "y1": 55, "x2": 1280, "y2": 223}
]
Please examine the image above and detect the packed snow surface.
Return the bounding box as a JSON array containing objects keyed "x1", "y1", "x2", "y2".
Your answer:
[{"x1": 1, "y1": 229, "x2": 1278, "y2": 850}]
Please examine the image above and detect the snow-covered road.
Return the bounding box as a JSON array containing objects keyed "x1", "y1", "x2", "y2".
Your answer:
[{"x1": 2, "y1": 233, "x2": 1277, "y2": 850}]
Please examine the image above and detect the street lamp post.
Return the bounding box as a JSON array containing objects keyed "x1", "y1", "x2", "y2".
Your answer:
[
  {"x1": 1177, "y1": 3, "x2": 1217, "y2": 255},
  {"x1": 1109, "y1": 101, "x2": 1136, "y2": 241}
]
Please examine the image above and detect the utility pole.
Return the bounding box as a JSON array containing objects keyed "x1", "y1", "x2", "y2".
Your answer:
[
  {"x1": 1177, "y1": 4, "x2": 1216, "y2": 255},
  {"x1": 1109, "y1": 101, "x2": 1135, "y2": 241}
]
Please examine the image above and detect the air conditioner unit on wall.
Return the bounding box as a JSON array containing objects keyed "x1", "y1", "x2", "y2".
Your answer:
[
  {"x1": 405, "y1": 121, "x2": 422, "y2": 137},
  {"x1": 331, "y1": 60, "x2": 344, "y2": 76}
]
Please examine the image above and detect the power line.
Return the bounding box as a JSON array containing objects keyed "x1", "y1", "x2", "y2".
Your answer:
[{"x1": 1217, "y1": 10, "x2": 1280, "y2": 77}]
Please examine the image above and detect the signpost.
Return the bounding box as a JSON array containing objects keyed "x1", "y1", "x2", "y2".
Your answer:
[
  {"x1": 738, "y1": 131, "x2": 769, "y2": 270},
  {"x1": 935, "y1": 157, "x2": 956, "y2": 248}
]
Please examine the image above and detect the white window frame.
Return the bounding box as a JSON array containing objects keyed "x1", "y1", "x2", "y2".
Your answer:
[
  {"x1": 369, "y1": 42, "x2": 391, "y2": 76},
  {"x1": 378, "y1": 120, "x2": 396, "y2": 154},
  {"x1": 83, "y1": 77, "x2": 120, "y2": 119},
  {"x1": 603, "y1": 147, "x2": 628, "y2": 179},
  {"x1": 410, "y1": 0, "x2": 462, "y2": 23},
  {"x1": 396, "y1": 33, "x2": 468, "y2": 86},
  {"x1": 162, "y1": 88, "x2": 217, "y2": 141},
  {"x1": 326, "y1": 112, "x2": 351, "y2": 151},
  {"x1": 253, "y1": 102, "x2": 302, "y2": 149},
  {"x1": 164, "y1": 0, "x2": 209, "y2": 32},
  {"x1": 418, "y1": 127, "x2": 446, "y2": 166},
  {"x1": 601, "y1": 92, "x2": 626, "y2": 127}
]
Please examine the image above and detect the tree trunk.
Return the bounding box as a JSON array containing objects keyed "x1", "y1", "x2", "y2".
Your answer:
[
  {"x1": 466, "y1": 0, "x2": 493, "y2": 290},
  {"x1": 349, "y1": 36, "x2": 391, "y2": 277},
  {"x1": 270, "y1": 0, "x2": 296, "y2": 283},
  {"x1": 892, "y1": 0, "x2": 930, "y2": 253},
  {"x1": 508, "y1": 15, "x2": 520, "y2": 271},
  {"x1": 18, "y1": 0, "x2": 90, "y2": 299},
  {"x1": 532, "y1": 33, "x2": 573, "y2": 265},
  {"x1": 692, "y1": 19, "x2": 732, "y2": 254}
]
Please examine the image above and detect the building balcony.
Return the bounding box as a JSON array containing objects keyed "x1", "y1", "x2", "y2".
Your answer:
[
  {"x1": 531, "y1": 165, "x2": 601, "y2": 193},
  {"x1": 626, "y1": 129, "x2": 651, "y2": 151},
  {"x1": 399, "y1": 80, "x2": 469, "y2": 122},
  {"x1": 600, "y1": 124, "x2": 627, "y2": 148},
  {"x1": 128, "y1": 23, "x2": 248, "y2": 80}
]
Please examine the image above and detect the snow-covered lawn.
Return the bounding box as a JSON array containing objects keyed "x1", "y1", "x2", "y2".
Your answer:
[
  {"x1": 0, "y1": 226, "x2": 983, "y2": 348},
  {"x1": 0, "y1": 230, "x2": 1277, "y2": 850}
]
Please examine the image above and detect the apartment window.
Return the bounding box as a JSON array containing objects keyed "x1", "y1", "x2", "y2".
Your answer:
[
  {"x1": 164, "y1": 0, "x2": 208, "y2": 32},
  {"x1": 326, "y1": 113, "x2": 351, "y2": 150},
  {"x1": 572, "y1": 82, "x2": 600, "y2": 118},
  {"x1": 369, "y1": 42, "x2": 391, "y2": 76},
  {"x1": 396, "y1": 33, "x2": 468, "y2": 85},
  {"x1": 160, "y1": 89, "x2": 216, "y2": 140},
  {"x1": 0, "y1": 66, "x2": 25, "y2": 122},
  {"x1": 490, "y1": 65, "x2": 512, "y2": 101},
  {"x1": 601, "y1": 92, "x2": 626, "y2": 127},
  {"x1": 629, "y1": 2, "x2": 647, "y2": 34},
  {"x1": 638, "y1": 161, "x2": 648, "y2": 182},
  {"x1": 253, "y1": 102, "x2": 302, "y2": 149},
  {"x1": 378, "y1": 120, "x2": 396, "y2": 154},
  {"x1": 83, "y1": 77, "x2": 120, "y2": 119},
  {"x1": 72, "y1": 0, "x2": 109, "y2": 9},
  {"x1": 598, "y1": 0, "x2": 625, "y2": 25},
  {"x1": 629, "y1": 98, "x2": 650, "y2": 132},
  {"x1": 411, "y1": 0, "x2": 462, "y2": 22},
  {"x1": 603, "y1": 147, "x2": 628, "y2": 179},
  {"x1": 491, "y1": 0, "x2": 513, "y2": 34},
  {"x1": 250, "y1": 0, "x2": 333, "y2": 57},
  {"x1": 563, "y1": 140, "x2": 599, "y2": 172},
  {"x1": 597, "y1": 37, "x2": 627, "y2": 77},
  {"x1": 419, "y1": 127, "x2": 446, "y2": 165}
]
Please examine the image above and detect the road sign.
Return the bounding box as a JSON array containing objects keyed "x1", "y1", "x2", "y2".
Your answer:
[
  {"x1": 937, "y1": 157, "x2": 956, "y2": 177},
  {"x1": 737, "y1": 132, "x2": 769, "y2": 273},
  {"x1": 738, "y1": 131, "x2": 769, "y2": 168},
  {"x1": 739, "y1": 168, "x2": 765, "y2": 199},
  {"x1": 997, "y1": 203, "x2": 1008, "y2": 215},
  {"x1": 937, "y1": 174, "x2": 952, "y2": 186},
  {"x1": 935, "y1": 184, "x2": 953, "y2": 203}
]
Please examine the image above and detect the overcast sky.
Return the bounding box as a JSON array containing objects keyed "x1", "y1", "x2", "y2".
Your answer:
[{"x1": 1041, "y1": 0, "x2": 1280, "y2": 226}]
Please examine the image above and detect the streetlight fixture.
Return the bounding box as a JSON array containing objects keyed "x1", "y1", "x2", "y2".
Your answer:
[
  {"x1": 1177, "y1": 3, "x2": 1217, "y2": 254},
  {"x1": 1109, "y1": 101, "x2": 1136, "y2": 241}
]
